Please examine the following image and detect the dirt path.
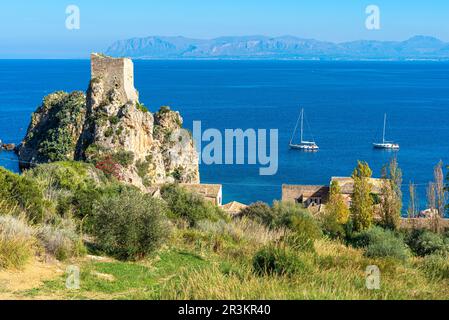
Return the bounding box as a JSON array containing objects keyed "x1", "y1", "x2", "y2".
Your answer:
[{"x1": 0, "y1": 258, "x2": 65, "y2": 299}]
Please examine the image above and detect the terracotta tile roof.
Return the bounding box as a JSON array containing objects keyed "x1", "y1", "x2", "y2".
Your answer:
[
  {"x1": 282, "y1": 184, "x2": 330, "y2": 201},
  {"x1": 331, "y1": 177, "x2": 384, "y2": 194},
  {"x1": 222, "y1": 201, "x2": 248, "y2": 214}
]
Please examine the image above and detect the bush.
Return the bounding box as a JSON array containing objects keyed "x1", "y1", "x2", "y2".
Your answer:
[
  {"x1": 26, "y1": 161, "x2": 103, "y2": 194},
  {"x1": 419, "y1": 253, "x2": 449, "y2": 280},
  {"x1": 0, "y1": 168, "x2": 46, "y2": 223},
  {"x1": 405, "y1": 230, "x2": 447, "y2": 257},
  {"x1": 71, "y1": 182, "x2": 125, "y2": 221},
  {"x1": 271, "y1": 201, "x2": 310, "y2": 229},
  {"x1": 25, "y1": 161, "x2": 110, "y2": 218},
  {"x1": 161, "y1": 184, "x2": 225, "y2": 226},
  {"x1": 252, "y1": 246, "x2": 310, "y2": 276},
  {"x1": 284, "y1": 214, "x2": 322, "y2": 252},
  {"x1": 351, "y1": 227, "x2": 410, "y2": 261},
  {"x1": 236, "y1": 202, "x2": 274, "y2": 227},
  {"x1": 320, "y1": 212, "x2": 346, "y2": 240},
  {"x1": 91, "y1": 188, "x2": 170, "y2": 260},
  {"x1": 112, "y1": 151, "x2": 135, "y2": 168},
  {"x1": 36, "y1": 218, "x2": 86, "y2": 261},
  {"x1": 136, "y1": 102, "x2": 149, "y2": 113},
  {"x1": 0, "y1": 215, "x2": 35, "y2": 269}
]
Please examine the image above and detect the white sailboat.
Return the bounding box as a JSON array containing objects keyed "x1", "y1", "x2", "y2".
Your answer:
[
  {"x1": 289, "y1": 108, "x2": 319, "y2": 151},
  {"x1": 373, "y1": 113, "x2": 399, "y2": 150}
]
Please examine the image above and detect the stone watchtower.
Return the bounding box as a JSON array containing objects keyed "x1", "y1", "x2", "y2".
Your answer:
[{"x1": 90, "y1": 53, "x2": 139, "y2": 106}]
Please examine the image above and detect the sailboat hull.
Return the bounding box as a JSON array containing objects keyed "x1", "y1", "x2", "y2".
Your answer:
[
  {"x1": 373, "y1": 143, "x2": 399, "y2": 150},
  {"x1": 290, "y1": 143, "x2": 319, "y2": 151}
]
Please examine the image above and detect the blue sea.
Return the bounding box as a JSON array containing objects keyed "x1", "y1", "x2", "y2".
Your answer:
[{"x1": 1, "y1": 60, "x2": 448, "y2": 211}]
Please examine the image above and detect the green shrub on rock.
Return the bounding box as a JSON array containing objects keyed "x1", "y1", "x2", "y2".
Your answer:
[{"x1": 91, "y1": 188, "x2": 170, "y2": 260}]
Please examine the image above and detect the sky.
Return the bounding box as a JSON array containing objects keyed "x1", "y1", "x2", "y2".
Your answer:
[{"x1": 0, "y1": 0, "x2": 448, "y2": 58}]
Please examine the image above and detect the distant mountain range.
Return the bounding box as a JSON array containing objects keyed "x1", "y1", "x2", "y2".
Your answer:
[{"x1": 105, "y1": 35, "x2": 449, "y2": 60}]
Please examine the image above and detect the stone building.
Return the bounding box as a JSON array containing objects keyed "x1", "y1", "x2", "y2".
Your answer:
[
  {"x1": 282, "y1": 177, "x2": 384, "y2": 209},
  {"x1": 181, "y1": 183, "x2": 223, "y2": 206},
  {"x1": 282, "y1": 184, "x2": 330, "y2": 207},
  {"x1": 90, "y1": 53, "x2": 139, "y2": 106}
]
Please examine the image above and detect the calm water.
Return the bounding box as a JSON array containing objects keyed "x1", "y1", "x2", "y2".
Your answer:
[{"x1": 1, "y1": 60, "x2": 448, "y2": 210}]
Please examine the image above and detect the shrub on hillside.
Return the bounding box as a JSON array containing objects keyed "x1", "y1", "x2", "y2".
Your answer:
[
  {"x1": 405, "y1": 229, "x2": 447, "y2": 257},
  {"x1": 25, "y1": 161, "x2": 104, "y2": 194},
  {"x1": 36, "y1": 218, "x2": 86, "y2": 261},
  {"x1": 161, "y1": 184, "x2": 225, "y2": 226},
  {"x1": 252, "y1": 246, "x2": 311, "y2": 276},
  {"x1": 418, "y1": 253, "x2": 449, "y2": 280},
  {"x1": 92, "y1": 188, "x2": 170, "y2": 260},
  {"x1": 0, "y1": 168, "x2": 46, "y2": 223},
  {"x1": 351, "y1": 226, "x2": 410, "y2": 261},
  {"x1": 236, "y1": 202, "x2": 274, "y2": 227},
  {"x1": 271, "y1": 201, "x2": 310, "y2": 229},
  {"x1": 283, "y1": 214, "x2": 322, "y2": 252},
  {"x1": 0, "y1": 215, "x2": 35, "y2": 269},
  {"x1": 320, "y1": 212, "x2": 347, "y2": 240},
  {"x1": 71, "y1": 182, "x2": 125, "y2": 222},
  {"x1": 25, "y1": 161, "x2": 124, "y2": 222}
]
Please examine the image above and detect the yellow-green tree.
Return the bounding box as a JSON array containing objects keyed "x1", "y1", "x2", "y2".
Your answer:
[
  {"x1": 350, "y1": 161, "x2": 374, "y2": 231},
  {"x1": 327, "y1": 180, "x2": 350, "y2": 224},
  {"x1": 379, "y1": 157, "x2": 403, "y2": 230}
]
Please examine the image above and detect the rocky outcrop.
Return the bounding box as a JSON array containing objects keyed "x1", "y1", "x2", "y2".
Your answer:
[
  {"x1": 17, "y1": 91, "x2": 86, "y2": 168},
  {"x1": 18, "y1": 54, "x2": 199, "y2": 189}
]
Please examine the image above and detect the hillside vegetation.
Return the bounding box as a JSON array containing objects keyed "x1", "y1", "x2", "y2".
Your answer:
[{"x1": 0, "y1": 161, "x2": 448, "y2": 300}]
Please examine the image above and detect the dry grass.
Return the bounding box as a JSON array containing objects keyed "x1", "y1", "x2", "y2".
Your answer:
[
  {"x1": 158, "y1": 237, "x2": 449, "y2": 300},
  {"x1": 36, "y1": 218, "x2": 85, "y2": 261},
  {"x1": 0, "y1": 215, "x2": 35, "y2": 270},
  {"x1": 196, "y1": 218, "x2": 285, "y2": 245}
]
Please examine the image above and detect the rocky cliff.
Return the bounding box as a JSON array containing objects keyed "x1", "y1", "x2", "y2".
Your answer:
[{"x1": 18, "y1": 53, "x2": 199, "y2": 189}]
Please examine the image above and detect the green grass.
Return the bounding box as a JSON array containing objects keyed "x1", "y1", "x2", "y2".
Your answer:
[{"x1": 21, "y1": 249, "x2": 209, "y2": 300}]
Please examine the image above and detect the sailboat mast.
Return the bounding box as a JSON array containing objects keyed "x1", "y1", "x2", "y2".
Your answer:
[
  {"x1": 290, "y1": 107, "x2": 301, "y2": 145},
  {"x1": 383, "y1": 113, "x2": 387, "y2": 143},
  {"x1": 300, "y1": 108, "x2": 304, "y2": 143}
]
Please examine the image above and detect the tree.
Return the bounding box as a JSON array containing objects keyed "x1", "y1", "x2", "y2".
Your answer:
[
  {"x1": 350, "y1": 161, "x2": 374, "y2": 232},
  {"x1": 327, "y1": 180, "x2": 350, "y2": 224},
  {"x1": 427, "y1": 182, "x2": 436, "y2": 212},
  {"x1": 379, "y1": 157, "x2": 402, "y2": 230},
  {"x1": 434, "y1": 161, "x2": 447, "y2": 217},
  {"x1": 407, "y1": 181, "x2": 419, "y2": 218},
  {"x1": 446, "y1": 165, "x2": 449, "y2": 215}
]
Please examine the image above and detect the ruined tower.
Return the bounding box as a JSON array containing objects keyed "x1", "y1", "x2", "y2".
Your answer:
[{"x1": 90, "y1": 53, "x2": 139, "y2": 106}]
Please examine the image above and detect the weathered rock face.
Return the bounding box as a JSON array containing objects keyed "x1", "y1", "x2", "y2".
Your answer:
[{"x1": 18, "y1": 54, "x2": 200, "y2": 189}]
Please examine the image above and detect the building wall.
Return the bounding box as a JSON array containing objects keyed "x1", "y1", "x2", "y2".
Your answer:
[{"x1": 399, "y1": 218, "x2": 449, "y2": 231}]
